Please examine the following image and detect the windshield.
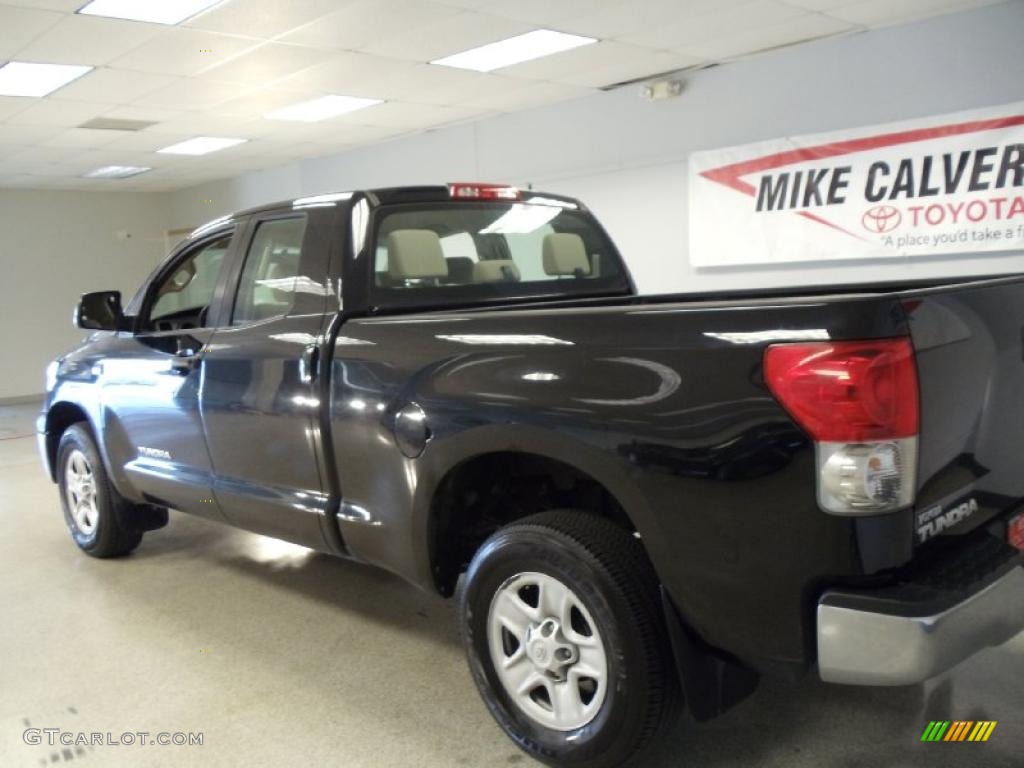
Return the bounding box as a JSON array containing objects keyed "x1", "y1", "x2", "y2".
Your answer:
[{"x1": 370, "y1": 201, "x2": 630, "y2": 309}]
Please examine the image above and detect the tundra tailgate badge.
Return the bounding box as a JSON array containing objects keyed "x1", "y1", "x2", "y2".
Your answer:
[{"x1": 917, "y1": 498, "x2": 979, "y2": 543}]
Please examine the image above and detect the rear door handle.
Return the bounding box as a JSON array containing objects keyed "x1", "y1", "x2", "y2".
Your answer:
[
  {"x1": 170, "y1": 347, "x2": 200, "y2": 374},
  {"x1": 300, "y1": 344, "x2": 320, "y2": 383}
]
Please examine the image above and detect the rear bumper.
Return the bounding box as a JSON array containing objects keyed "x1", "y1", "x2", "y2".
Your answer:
[{"x1": 818, "y1": 551, "x2": 1024, "y2": 686}]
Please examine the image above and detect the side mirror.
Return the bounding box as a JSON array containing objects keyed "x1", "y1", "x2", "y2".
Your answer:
[{"x1": 75, "y1": 291, "x2": 125, "y2": 331}]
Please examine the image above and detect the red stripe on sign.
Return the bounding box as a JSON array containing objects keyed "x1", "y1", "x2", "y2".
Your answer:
[{"x1": 700, "y1": 114, "x2": 1024, "y2": 195}]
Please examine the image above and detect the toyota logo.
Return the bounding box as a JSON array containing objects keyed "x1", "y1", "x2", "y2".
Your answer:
[{"x1": 862, "y1": 205, "x2": 901, "y2": 233}]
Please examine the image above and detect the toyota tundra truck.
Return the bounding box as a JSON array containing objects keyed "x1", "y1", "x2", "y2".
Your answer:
[{"x1": 38, "y1": 183, "x2": 1024, "y2": 767}]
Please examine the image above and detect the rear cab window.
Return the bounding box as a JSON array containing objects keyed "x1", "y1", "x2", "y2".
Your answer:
[{"x1": 369, "y1": 197, "x2": 630, "y2": 310}]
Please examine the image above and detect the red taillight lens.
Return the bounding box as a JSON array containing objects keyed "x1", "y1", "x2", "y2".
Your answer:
[
  {"x1": 448, "y1": 182, "x2": 520, "y2": 201},
  {"x1": 763, "y1": 338, "x2": 919, "y2": 442}
]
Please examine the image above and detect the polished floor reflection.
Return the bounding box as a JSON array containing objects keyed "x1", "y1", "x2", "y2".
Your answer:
[{"x1": 1, "y1": 403, "x2": 1021, "y2": 767}]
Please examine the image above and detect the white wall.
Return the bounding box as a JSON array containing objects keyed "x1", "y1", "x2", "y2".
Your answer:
[
  {"x1": 2, "y1": 190, "x2": 167, "y2": 399},
  {"x1": 6, "y1": 2, "x2": 1024, "y2": 399},
  {"x1": 167, "y1": 1, "x2": 1024, "y2": 295}
]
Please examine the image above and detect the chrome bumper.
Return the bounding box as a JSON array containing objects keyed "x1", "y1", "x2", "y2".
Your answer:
[{"x1": 817, "y1": 565, "x2": 1024, "y2": 685}]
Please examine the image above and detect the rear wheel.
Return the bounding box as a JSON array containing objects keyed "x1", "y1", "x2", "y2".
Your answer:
[
  {"x1": 460, "y1": 510, "x2": 681, "y2": 767},
  {"x1": 57, "y1": 424, "x2": 148, "y2": 558}
]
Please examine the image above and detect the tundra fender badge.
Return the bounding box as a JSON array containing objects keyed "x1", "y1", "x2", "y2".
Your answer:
[
  {"x1": 917, "y1": 497, "x2": 979, "y2": 543},
  {"x1": 137, "y1": 446, "x2": 171, "y2": 460}
]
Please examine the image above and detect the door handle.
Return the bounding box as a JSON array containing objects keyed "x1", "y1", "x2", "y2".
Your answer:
[
  {"x1": 300, "y1": 344, "x2": 320, "y2": 384},
  {"x1": 170, "y1": 347, "x2": 199, "y2": 375}
]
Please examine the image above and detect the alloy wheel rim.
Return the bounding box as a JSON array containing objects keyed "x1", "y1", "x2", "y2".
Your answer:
[
  {"x1": 65, "y1": 449, "x2": 99, "y2": 536},
  {"x1": 487, "y1": 571, "x2": 608, "y2": 731}
]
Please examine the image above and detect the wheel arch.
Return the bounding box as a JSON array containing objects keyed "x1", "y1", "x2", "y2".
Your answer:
[
  {"x1": 415, "y1": 425, "x2": 658, "y2": 596},
  {"x1": 43, "y1": 401, "x2": 91, "y2": 482}
]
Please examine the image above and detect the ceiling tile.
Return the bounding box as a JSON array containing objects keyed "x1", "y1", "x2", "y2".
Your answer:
[
  {"x1": 0, "y1": 96, "x2": 36, "y2": 121},
  {"x1": 0, "y1": 122, "x2": 64, "y2": 144},
  {"x1": 0, "y1": 5, "x2": 64, "y2": 58},
  {"x1": 280, "y1": 0, "x2": 463, "y2": 51},
  {"x1": 48, "y1": 68, "x2": 180, "y2": 104},
  {"x1": 679, "y1": 13, "x2": 854, "y2": 59},
  {"x1": 824, "y1": 0, "x2": 1001, "y2": 26},
  {"x1": 198, "y1": 42, "x2": 333, "y2": 85},
  {"x1": 37, "y1": 127, "x2": 124, "y2": 148},
  {"x1": 406, "y1": 70, "x2": 537, "y2": 106},
  {"x1": 0, "y1": 1, "x2": 84, "y2": 11},
  {"x1": 6, "y1": 99, "x2": 109, "y2": 127},
  {"x1": 784, "y1": 0, "x2": 862, "y2": 9},
  {"x1": 329, "y1": 101, "x2": 472, "y2": 128},
  {"x1": 359, "y1": 11, "x2": 532, "y2": 62},
  {"x1": 545, "y1": 0, "x2": 751, "y2": 40},
  {"x1": 99, "y1": 105, "x2": 186, "y2": 124},
  {"x1": 109, "y1": 28, "x2": 262, "y2": 77},
  {"x1": 499, "y1": 40, "x2": 696, "y2": 83},
  {"x1": 95, "y1": 129, "x2": 187, "y2": 152},
  {"x1": 184, "y1": 0, "x2": 347, "y2": 39},
  {"x1": 152, "y1": 112, "x2": 270, "y2": 138},
  {"x1": 463, "y1": 81, "x2": 593, "y2": 112},
  {"x1": 1, "y1": 143, "x2": 83, "y2": 166},
  {"x1": 621, "y1": 1, "x2": 808, "y2": 51},
  {"x1": 277, "y1": 52, "x2": 420, "y2": 98},
  {"x1": 130, "y1": 78, "x2": 254, "y2": 111},
  {"x1": 554, "y1": 48, "x2": 701, "y2": 87},
  {"x1": 432, "y1": 0, "x2": 623, "y2": 29},
  {"x1": 14, "y1": 14, "x2": 165, "y2": 66}
]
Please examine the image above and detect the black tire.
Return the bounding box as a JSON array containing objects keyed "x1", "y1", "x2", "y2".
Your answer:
[
  {"x1": 57, "y1": 423, "x2": 145, "y2": 558},
  {"x1": 459, "y1": 510, "x2": 682, "y2": 768}
]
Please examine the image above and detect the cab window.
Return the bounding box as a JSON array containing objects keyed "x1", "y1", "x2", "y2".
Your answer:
[
  {"x1": 145, "y1": 234, "x2": 231, "y2": 332},
  {"x1": 232, "y1": 217, "x2": 308, "y2": 325}
]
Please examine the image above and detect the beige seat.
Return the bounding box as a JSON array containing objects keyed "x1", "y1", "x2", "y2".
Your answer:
[
  {"x1": 542, "y1": 232, "x2": 591, "y2": 276},
  {"x1": 387, "y1": 229, "x2": 449, "y2": 282},
  {"x1": 474, "y1": 259, "x2": 521, "y2": 282}
]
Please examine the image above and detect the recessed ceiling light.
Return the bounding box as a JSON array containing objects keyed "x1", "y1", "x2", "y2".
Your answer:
[
  {"x1": 265, "y1": 95, "x2": 384, "y2": 123},
  {"x1": 430, "y1": 29, "x2": 597, "y2": 72},
  {"x1": 83, "y1": 165, "x2": 152, "y2": 179},
  {"x1": 0, "y1": 62, "x2": 92, "y2": 97},
  {"x1": 157, "y1": 136, "x2": 247, "y2": 156},
  {"x1": 77, "y1": 0, "x2": 224, "y2": 25}
]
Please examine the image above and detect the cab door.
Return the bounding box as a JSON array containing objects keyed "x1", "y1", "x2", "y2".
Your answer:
[
  {"x1": 200, "y1": 208, "x2": 336, "y2": 549},
  {"x1": 102, "y1": 227, "x2": 238, "y2": 518}
]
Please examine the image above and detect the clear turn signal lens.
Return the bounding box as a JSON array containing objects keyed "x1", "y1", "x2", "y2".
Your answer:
[{"x1": 818, "y1": 438, "x2": 917, "y2": 514}]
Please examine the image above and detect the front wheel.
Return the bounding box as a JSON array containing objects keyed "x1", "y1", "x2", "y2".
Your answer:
[
  {"x1": 459, "y1": 510, "x2": 681, "y2": 767},
  {"x1": 57, "y1": 424, "x2": 144, "y2": 558}
]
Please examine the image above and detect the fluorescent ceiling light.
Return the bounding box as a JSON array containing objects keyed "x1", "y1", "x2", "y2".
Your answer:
[
  {"x1": 430, "y1": 29, "x2": 597, "y2": 72},
  {"x1": 265, "y1": 95, "x2": 383, "y2": 122},
  {"x1": 157, "y1": 136, "x2": 247, "y2": 156},
  {"x1": 83, "y1": 165, "x2": 151, "y2": 179},
  {"x1": 77, "y1": 0, "x2": 224, "y2": 25},
  {"x1": 0, "y1": 62, "x2": 92, "y2": 97}
]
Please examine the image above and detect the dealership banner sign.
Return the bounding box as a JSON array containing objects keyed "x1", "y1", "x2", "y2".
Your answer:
[{"x1": 688, "y1": 103, "x2": 1024, "y2": 266}]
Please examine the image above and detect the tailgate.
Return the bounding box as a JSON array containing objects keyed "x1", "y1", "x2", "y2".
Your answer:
[{"x1": 903, "y1": 275, "x2": 1024, "y2": 547}]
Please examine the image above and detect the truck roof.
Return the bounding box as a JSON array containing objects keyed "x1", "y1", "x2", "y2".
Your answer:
[{"x1": 191, "y1": 184, "x2": 585, "y2": 240}]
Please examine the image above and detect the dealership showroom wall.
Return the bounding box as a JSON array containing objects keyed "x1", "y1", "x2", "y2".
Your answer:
[{"x1": 2, "y1": 1, "x2": 1023, "y2": 766}]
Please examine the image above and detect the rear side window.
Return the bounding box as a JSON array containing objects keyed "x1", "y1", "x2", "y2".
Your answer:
[
  {"x1": 232, "y1": 216, "x2": 308, "y2": 325},
  {"x1": 370, "y1": 202, "x2": 628, "y2": 309}
]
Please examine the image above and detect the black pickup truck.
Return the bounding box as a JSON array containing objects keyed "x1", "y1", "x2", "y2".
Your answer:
[{"x1": 39, "y1": 183, "x2": 1024, "y2": 766}]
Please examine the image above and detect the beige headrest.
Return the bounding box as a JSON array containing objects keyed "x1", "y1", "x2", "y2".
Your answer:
[
  {"x1": 473, "y1": 260, "x2": 521, "y2": 282},
  {"x1": 387, "y1": 230, "x2": 448, "y2": 280},
  {"x1": 542, "y1": 233, "x2": 590, "y2": 276}
]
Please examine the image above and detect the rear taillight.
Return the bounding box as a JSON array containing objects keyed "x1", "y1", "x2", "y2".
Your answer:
[
  {"x1": 448, "y1": 182, "x2": 520, "y2": 201},
  {"x1": 764, "y1": 339, "x2": 919, "y2": 515}
]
